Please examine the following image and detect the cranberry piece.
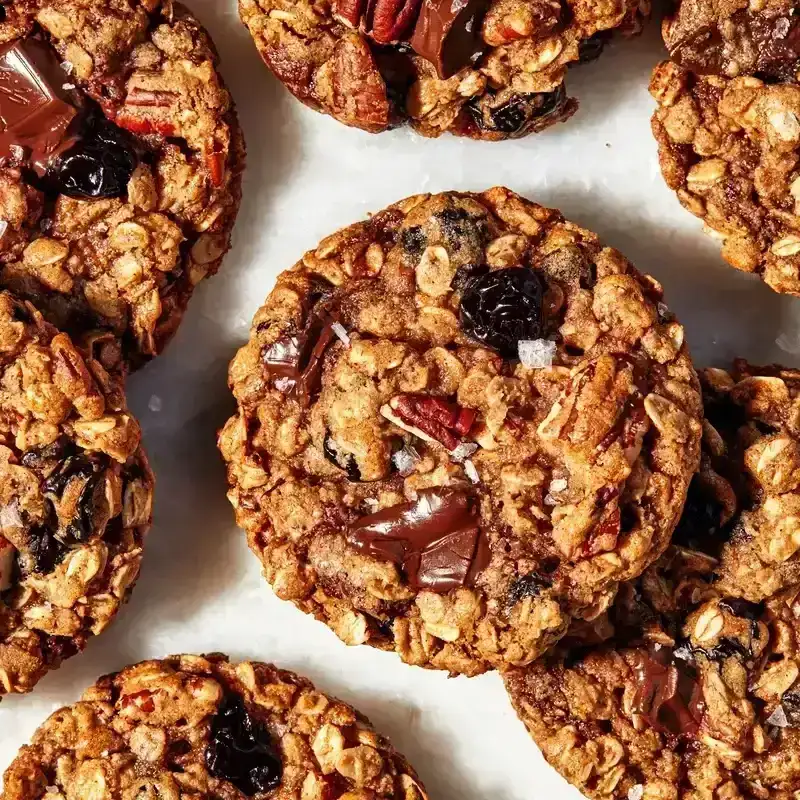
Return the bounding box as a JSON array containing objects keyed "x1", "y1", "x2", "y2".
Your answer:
[
  {"x1": 205, "y1": 695, "x2": 282, "y2": 795},
  {"x1": 459, "y1": 267, "x2": 544, "y2": 356}
]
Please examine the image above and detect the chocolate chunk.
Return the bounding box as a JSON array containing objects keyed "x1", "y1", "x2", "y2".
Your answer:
[
  {"x1": 346, "y1": 488, "x2": 488, "y2": 591},
  {"x1": 409, "y1": 0, "x2": 490, "y2": 79},
  {"x1": 0, "y1": 38, "x2": 78, "y2": 173},
  {"x1": 631, "y1": 646, "x2": 705, "y2": 738},
  {"x1": 261, "y1": 313, "x2": 338, "y2": 406}
]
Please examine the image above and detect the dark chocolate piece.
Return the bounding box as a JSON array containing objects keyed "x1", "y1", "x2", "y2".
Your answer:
[
  {"x1": 631, "y1": 645, "x2": 705, "y2": 738},
  {"x1": 261, "y1": 314, "x2": 338, "y2": 406},
  {"x1": 0, "y1": 38, "x2": 78, "y2": 173},
  {"x1": 346, "y1": 487, "x2": 488, "y2": 591},
  {"x1": 409, "y1": 0, "x2": 490, "y2": 79}
]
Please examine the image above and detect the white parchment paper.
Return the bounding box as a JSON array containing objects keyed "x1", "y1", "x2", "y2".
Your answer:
[{"x1": 2, "y1": 4, "x2": 798, "y2": 798}]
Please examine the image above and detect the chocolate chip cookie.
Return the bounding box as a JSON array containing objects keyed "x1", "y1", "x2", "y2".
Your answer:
[
  {"x1": 0, "y1": 1, "x2": 244, "y2": 366},
  {"x1": 0, "y1": 653, "x2": 428, "y2": 800},
  {"x1": 218, "y1": 188, "x2": 703, "y2": 676},
  {"x1": 503, "y1": 363, "x2": 800, "y2": 800},
  {"x1": 239, "y1": 0, "x2": 647, "y2": 139},
  {"x1": 650, "y1": 60, "x2": 800, "y2": 295},
  {"x1": 0, "y1": 290, "x2": 153, "y2": 700}
]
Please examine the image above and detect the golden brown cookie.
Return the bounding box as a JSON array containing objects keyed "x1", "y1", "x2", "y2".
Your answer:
[
  {"x1": 0, "y1": 654, "x2": 428, "y2": 800},
  {"x1": 0, "y1": 1, "x2": 245, "y2": 366},
  {"x1": 0, "y1": 290, "x2": 153, "y2": 700},
  {"x1": 239, "y1": 0, "x2": 648, "y2": 139},
  {"x1": 218, "y1": 188, "x2": 703, "y2": 676}
]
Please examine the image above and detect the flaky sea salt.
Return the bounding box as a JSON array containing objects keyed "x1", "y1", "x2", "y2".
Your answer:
[
  {"x1": 0, "y1": 503, "x2": 22, "y2": 531},
  {"x1": 518, "y1": 339, "x2": 556, "y2": 369},
  {"x1": 60, "y1": 60, "x2": 74, "y2": 74},
  {"x1": 0, "y1": 220, "x2": 8, "y2": 240},
  {"x1": 549, "y1": 478, "x2": 567, "y2": 493},
  {"x1": 777, "y1": 331, "x2": 800, "y2": 355},
  {"x1": 331, "y1": 322, "x2": 351, "y2": 347},
  {"x1": 392, "y1": 446, "x2": 419, "y2": 476},
  {"x1": 628, "y1": 785, "x2": 644, "y2": 800},
  {"x1": 148, "y1": 395, "x2": 163, "y2": 413},
  {"x1": 450, "y1": 442, "x2": 478, "y2": 462},
  {"x1": 767, "y1": 705, "x2": 789, "y2": 728},
  {"x1": 464, "y1": 460, "x2": 480, "y2": 483}
]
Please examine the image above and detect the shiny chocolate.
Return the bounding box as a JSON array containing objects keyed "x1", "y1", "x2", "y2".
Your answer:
[
  {"x1": 409, "y1": 0, "x2": 489, "y2": 79},
  {"x1": 346, "y1": 487, "x2": 488, "y2": 591},
  {"x1": 631, "y1": 646, "x2": 705, "y2": 737},
  {"x1": 262, "y1": 314, "x2": 337, "y2": 406},
  {"x1": 0, "y1": 38, "x2": 78, "y2": 173}
]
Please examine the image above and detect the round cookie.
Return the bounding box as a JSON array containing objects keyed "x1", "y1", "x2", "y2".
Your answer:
[
  {"x1": 662, "y1": 0, "x2": 800, "y2": 81},
  {"x1": 0, "y1": 1, "x2": 244, "y2": 366},
  {"x1": 218, "y1": 187, "x2": 702, "y2": 676},
  {"x1": 0, "y1": 653, "x2": 428, "y2": 800},
  {"x1": 650, "y1": 61, "x2": 800, "y2": 295},
  {"x1": 0, "y1": 290, "x2": 153, "y2": 699},
  {"x1": 239, "y1": 0, "x2": 647, "y2": 140},
  {"x1": 503, "y1": 363, "x2": 800, "y2": 800}
]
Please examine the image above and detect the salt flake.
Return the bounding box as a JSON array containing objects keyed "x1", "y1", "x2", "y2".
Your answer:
[
  {"x1": 0, "y1": 220, "x2": 8, "y2": 239},
  {"x1": 767, "y1": 706, "x2": 789, "y2": 728},
  {"x1": 549, "y1": 478, "x2": 567, "y2": 493},
  {"x1": 331, "y1": 322, "x2": 351, "y2": 347},
  {"x1": 0, "y1": 503, "x2": 22, "y2": 531},
  {"x1": 518, "y1": 339, "x2": 556, "y2": 369},
  {"x1": 628, "y1": 786, "x2": 644, "y2": 800},
  {"x1": 60, "y1": 60, "x2": 74, "y2": 74},
  {"x1": 464, "y1": 460, "x2": 480, "y2": 483},
  {"x1": 392, "y1": 447, "x2": 419, "y2": 476},
  {"x1": 148, "y1": 395, "x2": 162, "y2": 413},
  {"x1": 450, "y1": 442, "x2": 478, "y2": 462}
]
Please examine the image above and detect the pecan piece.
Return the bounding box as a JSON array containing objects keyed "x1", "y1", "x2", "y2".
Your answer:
[
  {"x1": 367, "y1": 0, "x2": 424, "y2": 43},
  {"x1": 386, "y1": 394, "x2": 476, "y2": 450},
  {"x1": 333, "y1": 0, "x2": 366, "y2": 28},
  {"x1": 116, "y1": 110, "x2": 177, "y2": 137},
  {"x1": 124, "y1": 88, "x2": 178, "y2": 108},
  {"x1": 332, "y1": 34, "x2": 391, "y2": 133}
]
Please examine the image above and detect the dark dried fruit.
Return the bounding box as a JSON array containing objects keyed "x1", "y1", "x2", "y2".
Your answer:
[
  {"x1": 323, "y1": 432, "x2": 362, "y2": 481},
  {"x1": 719, "y1": 598, "x2": 765, "y2": 621},
  {"x1": 671, "y1": 480, "x2": 727, "y2": 553},
  {"x1": 23, "y1": 524, "x2": 67, "y2": 575},
  {"x1": 507, "y1": 571, "x2": 550, "y2": 609},
  {"x1": 46, "y1": 113, "x2": 138, "y2": 199},
  {"x1": 460, "y1": 267, "x2": 544, "y2": 356},
  {"x1": 469, "y1": 87, "x2": 568, "y2": 136},
  {"x1": 401, "y1": 225, "x2": 426, "y2": 258},
  {"x1": 206, "y1": 695, "x2": 283, "y2": 795},
  {"x1": 577, "y1": 32, "x2": 610, "y2": 64}
]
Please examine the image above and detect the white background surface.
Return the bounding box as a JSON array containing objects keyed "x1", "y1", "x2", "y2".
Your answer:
[{"x1": 2, "y1": 4, "x2": 799, "y2": 798}]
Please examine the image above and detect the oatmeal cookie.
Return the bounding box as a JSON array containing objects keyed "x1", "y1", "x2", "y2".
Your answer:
[
  {"x1": 662, "y1": 0, "x2": 800, "y2": 82},
  {"x1": 650, "y1": 61, "x2": 800, "y2": 296},
  {"x1": 503, "y1": 363, "x2": 800, "y2": 800},
  {"x1": 0, "y1": 290, "x2": 153, "y2": 700},
  {"x1": 0, "y1": 1, "x2": 244, "y2": 366},
  {"x1": 0, "y1": 653, "x2": 428, "y2": 800},
  {"x1": 239, "y1": 0, "x2": 648, "y2": 139},
  {"x1": 218, "y1": 188, "x2": 702, "y2": 676}
]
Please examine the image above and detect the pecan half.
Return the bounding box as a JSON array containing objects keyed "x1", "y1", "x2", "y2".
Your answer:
[
  {"x1": 332, "y1": 34, "x2": 391, "y2": 133},
  {"x1": 367, "y1": 0, "x2": 424, "y2": 44},
  {"x1": 387, "y1": 394, "x2": 476, "y2": 450}
]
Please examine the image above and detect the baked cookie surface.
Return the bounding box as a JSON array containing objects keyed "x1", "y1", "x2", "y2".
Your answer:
[
  {"x1": 650, "y1": 57, "x2": 800, "y2": 295},
  {"x1": 239, "y1": 0, "x2": 648, "y2": 139},
  {"x1": 0, "y1": 653, "x2": 428, "y2": 800},
  {"x1": 219, "y1": 188, "x2": 702, "y2": 675},
  {"x1": 504, "y1": 363, "x2": 800, "y2": 800},
  {"x1": 0, "y1": 1, "x2": 244, "y2": 366},
  {"x1": 0, "y1": 290, "x2": 153, "y2": 699}
]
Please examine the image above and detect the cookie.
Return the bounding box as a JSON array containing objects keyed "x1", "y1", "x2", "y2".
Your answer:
[
  {"x1": 0, "y1": 290, "x2": 153, "y2": 699},
  {"x1": 238, "y1": 0, "x2": 647, "y2": 140},
  {"x1": 218, "y1": 187, "x2": 703, "y2": 676},
  {"x1": 0, "y1": 1, "x2": 245, "y2": 366},
  {"x1": 650, "y1": 61, "x2": 800, "y2": 296},
  {"x1": 503, "y1": 363, "x2": 800, "y2": 800},
  {"x1": 662, "y1": 0, "x2": 800, "y2": 82},
  {"x1": 0, "y1": 653, "x2": 428, "y2": 800}
]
